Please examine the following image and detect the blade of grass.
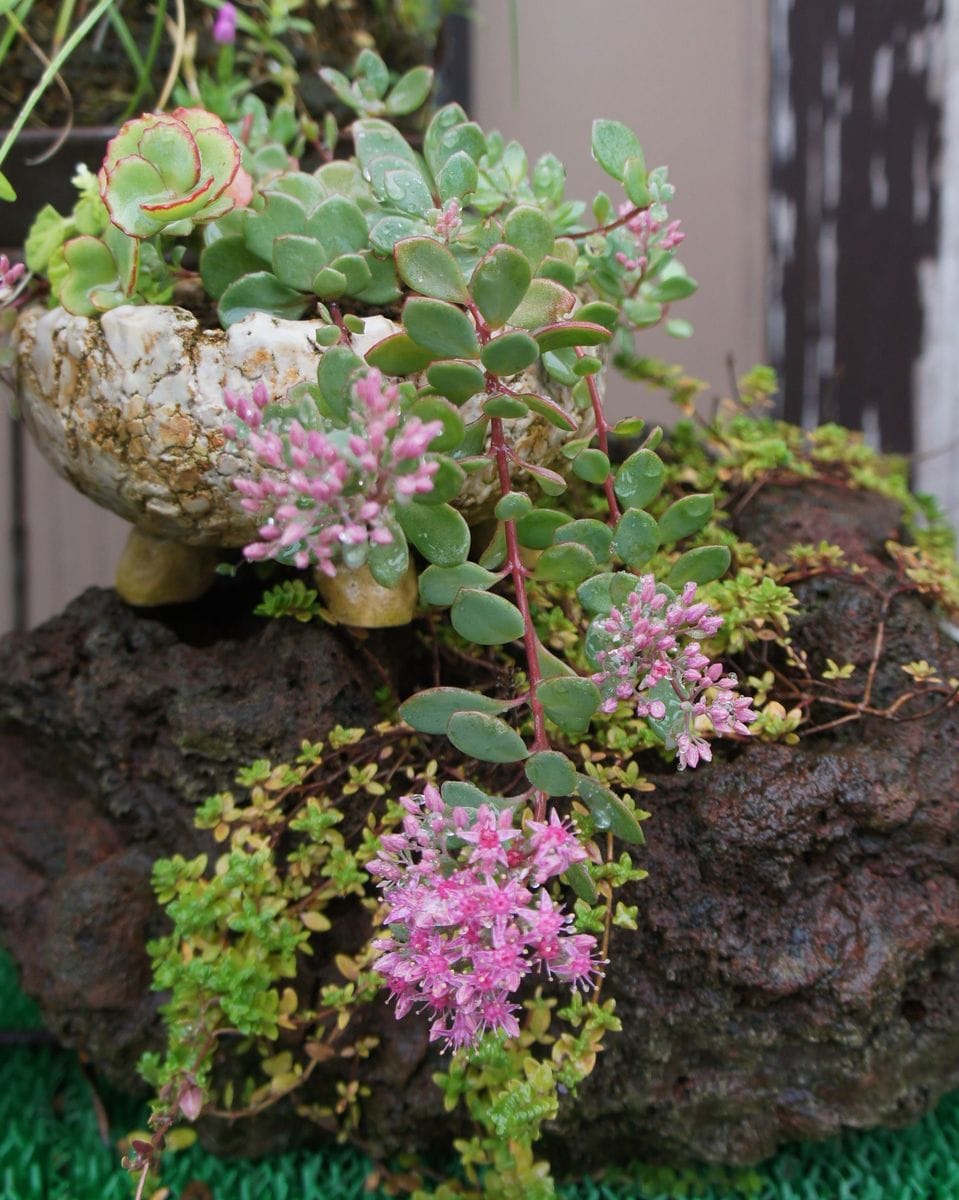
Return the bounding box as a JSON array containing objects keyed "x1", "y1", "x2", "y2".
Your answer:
[
  {"x1": 122, "y1": 0, "x2": 168, "y2": 117},
  {"x1": 0, "y1": 0, "x2": 114, "y2": 193}
]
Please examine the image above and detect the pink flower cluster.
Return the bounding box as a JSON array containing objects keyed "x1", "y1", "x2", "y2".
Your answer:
[
  {"x1": 592, "y1": 576, "x2": 755, "y2": 770},
  {"x1": 614, "y1": 202, "x2": 684, "y2": 274},
  {"x1": 369, "y1": 786, "x2": 600, "y2": 1052},
  {"x1": 213, "y1": 2, "x2": 238, "y2": 44},
  {"x1": 0, "y1": 255, "x2": 25, "y2": 306},
  {"x1": 224, "y1": 368, "x2": 441, "y2": 575}
]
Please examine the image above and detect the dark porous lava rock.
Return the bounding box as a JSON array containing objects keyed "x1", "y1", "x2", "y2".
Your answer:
[
  {"x1": 1, "y1": 482, "x2": 957, "y2": 1168},
  {"x1": 0, "y1": 581, "x2": 381, "y2": 1090}
]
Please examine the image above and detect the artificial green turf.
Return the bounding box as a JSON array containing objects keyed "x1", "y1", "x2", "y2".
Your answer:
[{"x1": 2, "y1": 947, "x2": 958, "y2": 1199}]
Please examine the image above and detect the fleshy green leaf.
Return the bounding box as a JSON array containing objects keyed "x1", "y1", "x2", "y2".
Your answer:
[
  {"x1": 416, "y1": 455, "x2": 465, "y2": 505},
  {"x1": 576, "y1": 775, "x2": 646, "y2": 843},
  {"x1": 652, "y1": 272, "x2": 698, "y2": 303},
  {"x1": 395, "y1": 236, "x2": 469, "y2": 304},
  {"x1": 0, "y1": 169, "x2": 15, "y2": 202},
  {"x1": 515, "y1": 507, "x2": 572, "y2": 549},
  {"x1": 622, "y1": 154, "x2": 650, "y2": 207},
  {"x1": 441, "y1": 780, "x2": 516, "y2": 810},
  {"x1": 219, "y1": 272, "x2": 310, "y2": 325},
  {"x1": 522, "y1": 391, "x2": 579, "y2": 432},
  {"x1": 503, "y1": 204, "x2": 555, "y2": 269},
  {"x1": 484, "y1": 394, "x2": 528, "y2": 419},
  {"x1": 451, "y1": 588, "x2": 526, "y2": 645},
  {"x1": 470, "y1": 243, "x2": 532, "y2": 328},
  {"x1": 563, "y1": 861, "x2": 598, "y2": 903},
  {"x1": 575, "y1": 301, "x2": 620, "y2": 330},
  {"x1": 614, "y1": 448, "x2": 665, "y2": 509},
  {"x1": 611, "y1": 508, "x2": 660, "y2": 569},
  {"x1": 571, "y1": 448, "x2": 610, "y2": 485},
  {"x1": 436, "y1": 150, "x2": 479, "y2": 203},
  {"x1": 525, "y1": 750, "x2": 578, "y2": 796},
  {"x1": 272, "y1": 235, "x2": 330, "y2": 292},
  {"x1": 403, "y1": 297, "x2": 480, "y2": 359},
  {"x1": 447, "y1": 711, "x2": 529, "y2": 763},
  {"x1": 200, "y1": 236, "x2": 265, "y2": 300},
  {"x1": 400, "y1": 686, "x2": 509, "y2": 734},
  {"x1": 533, "y1": 322, "x2": 612, "y2": 353},
  {"x1": 364, "y1": 331, "x2": 436, "y2": 374},
  {"x1": 370, "y1": 215, "x2": 429, "y2": 255},
  {"x1": 426, "y1": 360, "x2": 486, "y2": 404},
  {"x1": 554, "y1": 519, "x2": 613, "y2": 563},
  {"x1": 536, "y1": 676, "x2": 601, "y2": 734},
  {"x1": 368, "y1": 522, "x2": 409, "y2": 588},
  {"x1": 312, "y1": 266, "x2": 348, "y2": 299},
  {"x1": 533, "y1": 542, "x2": 596, "y2": 585},
  {"x1": 494, "y1": 491, "x2": 532, "y2": 521},
  {"x1": 591, "y1": 119, "x2": 644, "y2": 182},
  {"x1": 481, "y1": 331, "x2": 540, "y2": 375},
  {"x1": 419, "y1": 562, "x2": 502, "y2": 607},
  {"x1": 395, "y1": 501, "x2": 470, "y2": 565},
  {"x1": 408, "y1": 395, "x2": 465, "y2": 452},
  {"x1": 510, "y1": 278, "x2": 576, "y2": 329},
  {"x1": 657, "y1": 494, "x2": 714, "y2": 544},
  {"x1": 666, "y1": 544, "x2": 731, "y2": 588},
  {"x1": 385, "y1": 65, "x2": 435, "y2": 115},
  {"x1": 317, "y1": 345, "x2": 364, "y2": 423}
]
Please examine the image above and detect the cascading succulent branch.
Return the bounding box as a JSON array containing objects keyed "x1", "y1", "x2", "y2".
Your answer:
[{"x1": 18, "y1": 72, "x2": 761, "y2": 1199}]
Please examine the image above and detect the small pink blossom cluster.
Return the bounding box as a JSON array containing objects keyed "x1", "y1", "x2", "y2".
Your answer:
[
  {"x1": 432, "y1": 198, "x2": 462, "y2": 242},
  {"x1": 592, "y1": 576, "x2": 755, "y2": 770},
  {"x1": 369, "y1": 786, "x2": 600, "y2": 1052},
  {"x1": 0, "y1": 255, "x2": 25, "y2": 306},
  {"x1": 614, "y1": 202, "x2": 684, "y2": 274},
  {"x1": 223, "y1": 368, "x2": 442, "y2": 574}
]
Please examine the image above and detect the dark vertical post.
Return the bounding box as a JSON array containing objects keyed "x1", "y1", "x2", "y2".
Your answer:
[{"x1": 768, "y1": 0, "x2": 944, "y2": 453}]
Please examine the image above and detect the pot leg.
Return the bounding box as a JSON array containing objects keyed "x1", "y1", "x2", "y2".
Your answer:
[{"x1": 114, "y1": 528, "x2": 218, "y2": 607}]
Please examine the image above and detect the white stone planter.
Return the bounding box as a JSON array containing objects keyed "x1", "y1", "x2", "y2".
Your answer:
[{"x1": 13, "y1": 302, "x2": 592, "y2": 605}]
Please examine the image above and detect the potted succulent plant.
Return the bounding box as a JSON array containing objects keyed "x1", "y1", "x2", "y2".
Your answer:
[{"x1": 3, "y1": 19, "x2": 958, "y2": 1200}]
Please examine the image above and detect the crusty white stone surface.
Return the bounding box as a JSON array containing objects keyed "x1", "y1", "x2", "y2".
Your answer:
[{"x1": 14, "y1": 304, "x2": 593, "y2": 546}]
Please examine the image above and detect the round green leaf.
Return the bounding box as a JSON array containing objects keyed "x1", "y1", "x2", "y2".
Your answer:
[
  {"x1": 652, "y1": 272, "x2": 699, "y2": 303},
  {"x1": 522, "y1": 391, "x2": 579, "y2": 432},
  {"x1": 504, "y1": 204, "x2": 555, "y2": 269},
  {"x1": 436, "y1": 150, "x2": 479, "y2": 203},
  {"x1": 666, "y1": 544, "x2": 731, "y2": 589},
  {"x1": 400, "y1": 686, "x2": 509, "y2": 734},
  {"x1": 623, "y1": 154, "x2": 650, "y2": 207},
  {"x1": 525, "y1": 750, "x2": 578, "y2": 797},
  {"x1": 484, "y1": 394, "x2": 528, "y2": 419},
  {"x1": 494, "y1": 491, "x2": 532, "y2": 521},
  {"x1": 481, "y1": 331, "x2": 540, "y2": 376},
  {"x1": 572, "y1": 448, "x2": 610, "y2": 485},
  {"x1": 510, "y1": 278, "x2": 576, "y2": 329},
  {"x1": 219, "y1": 272, "x2": 309, "y2": 326},
  {"x1": 367, "y1": 522, "x2": 409, "y2": 588},
  {"x1": 536, "y1": 256, "x2": 577, "y2": 288},
  {"x1": 395, "y1": 236, "x2": 469, "y2": 304},
  {"x1": 364, "y1": 331, "x2": 436, "y2": 375},
  {"x1": 408, "y1": 395, "x2": 466, "y2": 452},
  {"x1": 611, "y1": 508, "x2": 660, "y2": 569},
  {"x1": 313, "y1": 266, "x2": 348, "y2": 299},
  {"x1": 576, "y1": 775, "x2": 646, "y2": 843},
  {"x1": 575, "y1": 301, "x2": 619, "y2": 331},
  {"x1": 419, "y1": 562, "x2": 501, "y2": 607},
  {"x1": 536, "y1": 676, "x2": 601, "y2": 734},
  {"x1": 403, "y1": 297, "x2": 479, "y2": 359},
  {"x1": 657, "y1": 494, "x2": 715, "y2": 545},
  {"x1": 330, "y1": 252, "x2": 372, "y2": 295},
  {"x1": 272, "y1": 235, "x2": 330, "y2": 292},
  {"x1": 416, "y1": 455, "x2": 466, "y2": 506},
  {"x1": 563, "y1": 860, "x2": 598, "y2": 903},
  {"x1": 554, "y1": 519, "x2": 613, "y2": 563},
  {"x1": 470, "y1": 243, "x2": 532, "y2": 328},
  {"x1": 515, "y1": 508, "x2": 572, "y2": 549},
  {"x1": 451, "y1": 588, "x2": 526, "y2": 645},
  {"x1": 613, "y1": 416, "x2": 646, "y2": 437},
  {"x1": 426, "y1": 360, "x2": 485, "y2": 404},
  {"x1": 440, "y1": 780, "x2": 516, "y2": 811},
  {"x1": 201, "y1": 237, "x2": 265, "y2": 300},
  {"x1": 394, "y1": 501, "x2": 470, "y2": 565},
  {"x1": 317, "y1": 345, "x2": 364, "y2": 423},
  {"x1": 533, "y1": 542, "x2": 596, "y2": 585},
  {"x1": 614, "y1": 448, "x2": 665, "y2": 509},
  {"x1": 447, "y1": 711, "x2": 529, "y2": 763}
]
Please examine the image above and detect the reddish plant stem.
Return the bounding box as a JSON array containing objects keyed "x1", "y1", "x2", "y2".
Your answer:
[
  {"x1": 575, "y1": 347, "x2": 621, "y2": 524},
  {"x1": 489, "y1": 416, "x2": 550, "y2": 814},
  {"x1": 567, "y1": 202, "x2": 649, "y2": 241}
]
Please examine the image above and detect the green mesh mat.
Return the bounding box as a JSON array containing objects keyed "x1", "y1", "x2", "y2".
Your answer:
[{"x1": 2, "y1": 947, "x2": 958, "y2": 1200}]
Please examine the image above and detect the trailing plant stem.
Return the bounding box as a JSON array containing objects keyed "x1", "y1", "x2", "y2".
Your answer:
[
  {"x1": 489, "y1": 416, "x2": 550, "y2": 804},
  {"x1": 576, "y1": 348, "x2": 621, "y2": 523}
]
